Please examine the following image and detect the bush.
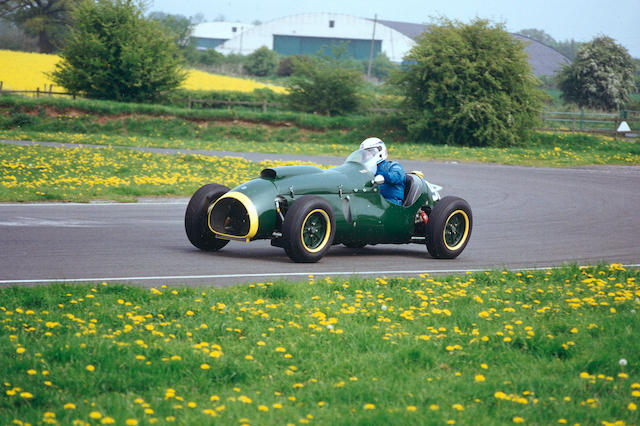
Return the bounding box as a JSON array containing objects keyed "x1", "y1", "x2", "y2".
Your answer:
[
  {"x1": 286, "y1": 50, "x2": 366, "y2": 116},
  {"x1": 393, "y1": 19, "x2": 543, "y2": 147},
  {"x1": 556, "y1": 36, "x2": 636, "y2": 112},
  {"x1": 244, "y1": 46, "x2": 279, "y2": 77},
  {"x1": 51, "y1": 0, "x2": 185, "y2": 102}
]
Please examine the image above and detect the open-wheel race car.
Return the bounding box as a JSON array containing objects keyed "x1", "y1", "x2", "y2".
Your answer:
[{"x1": 185, "y1": 149, "x2": 472, "y2": 263}]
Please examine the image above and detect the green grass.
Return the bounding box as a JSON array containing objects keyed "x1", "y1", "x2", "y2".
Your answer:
[
  {"x1": 1, "y1": 265, "x2": 639, "y2": 425},
  {"x1": 0, "y1": 143, "x2": 324, "y2": 202}
]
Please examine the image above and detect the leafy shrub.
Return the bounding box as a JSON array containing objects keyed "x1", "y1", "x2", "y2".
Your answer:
[
  {"x1": 393, "y1": 19, "x2": 543, "y2": 147},
  {"x1": 51, "y1": 0, "x2": 185, "y2": 102},
  {"x1": 557, "y1": 36, "x2": 637, "y2": 111},
  {"x1": 286, "y1": 50, "x2": 366, "y2": 116},
  {"x1": 244, "y1": 46, "x2": 279, "y2": 77}
]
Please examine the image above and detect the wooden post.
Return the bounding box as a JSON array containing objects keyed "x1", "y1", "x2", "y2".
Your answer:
[
  {"x1": 0, "y1": 81, "x2": 3, "y2": 92},
  {"x1": 187, "y1": 95, "x2": 192, "y2": 109},
  {"x1": 262, "y1": 100, "x2": 267, "y2": 113},
  {"x1": 49, "y1": 84, "x2": 53, "y2": 95},
  {"x1": 36, "y1": 87, "x2": 40, "y2": 98}
]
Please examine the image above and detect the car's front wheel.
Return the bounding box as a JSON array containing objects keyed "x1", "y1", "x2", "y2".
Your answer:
[
  {"x1": 185, "y1": 183, "x2": 230, "y2": 251},
  {"x1": 425, "y1": 196, "x2": 472, "y2": 259},
  {"x1": 282, "y1": 195, "x2": 336, "y2": 263}
]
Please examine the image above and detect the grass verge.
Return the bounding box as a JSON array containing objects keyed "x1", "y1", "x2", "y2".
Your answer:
[
  {"x1": 0, "y1": 143, "x2": 323, "y2": 202},
  {"x1": 1, "y1": 265, "x2": 639, "y2": 425}
]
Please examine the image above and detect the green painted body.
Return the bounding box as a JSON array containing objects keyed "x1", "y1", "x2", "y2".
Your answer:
[{"x1": 223, "y1": 151, "x2": 440, "y2": 246}]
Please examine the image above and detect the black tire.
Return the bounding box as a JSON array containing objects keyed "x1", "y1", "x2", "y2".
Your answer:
[
  {"x1": 426, "y1": 196, "x2": 472, "y2": 259},
  {"x1": 282, "y1": 195, "x2": 336, "y2": 263},
  {"x1": 185, "y1": 183, "x2": 230, "y2": 251}
]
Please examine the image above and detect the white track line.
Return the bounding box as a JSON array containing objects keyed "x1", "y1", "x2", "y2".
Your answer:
[{"x1": 1, "y1": 264, "x2": 639, "y2": 285}]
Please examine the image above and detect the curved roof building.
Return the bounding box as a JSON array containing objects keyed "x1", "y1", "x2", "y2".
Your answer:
[{"x1": 194, "y1": 13, "x2": 570, "y2": 76}]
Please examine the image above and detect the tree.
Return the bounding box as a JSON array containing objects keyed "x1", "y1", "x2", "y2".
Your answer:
[
  {"x1": 244, "y1": 46, "x2": 279, "y2": 77},
  {"x1": 51, "y1": 0, "x2": 185, "y2": 102},
  {"x1": 148, "y1": 12, "x2": 193, "y2": 49},
  {"x1": 394, "y1": 19, "x2": 543, "y2": 147},
  {"x1": 364, "y1": 52, "x2": 398, "y2": 81},
  {"x1": 556, "y1": 36, "x2": 636, "y2": 111},
  {"x1": 0, "y1": 0, "x2": 72, "y2": 52},
  {"x1": 286, "y1": 49, "x2": 365, "y2": 116}
]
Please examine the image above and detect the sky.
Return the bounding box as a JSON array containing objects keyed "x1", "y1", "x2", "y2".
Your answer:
[{"x1": 150, "y1": 0, "x2": 640, "y2": 58}]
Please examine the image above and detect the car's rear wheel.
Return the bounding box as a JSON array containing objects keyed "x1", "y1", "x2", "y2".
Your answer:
[
  {"x1": 185, "y1": 183, "x2": 230, "y2": 251},
  {"x1": 282, "y1": 195, "x2": 336, "y2": 263},
  {"x1": 426, "y1": 196, "x2": 472, "y2": 259}
]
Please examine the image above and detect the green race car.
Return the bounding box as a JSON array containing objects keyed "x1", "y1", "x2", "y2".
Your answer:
[{"x1": 185, "y1": 149, "x2": 472, "y2": 263}]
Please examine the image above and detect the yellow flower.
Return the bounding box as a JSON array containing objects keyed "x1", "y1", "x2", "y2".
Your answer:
[
  {"x1": 200, "y1": 363, "x2": 210, "y2": 370},
  {"x1": 364, "y1": 403, "x2": 375, "y2": 410},
  {"x1": 429, "y1": 404, "x2": 439, "y2": 410},
  {"x1": 475, "y1": 374, "x2": 486, "y2": 382},
  {"x1": 629, "y1": 402, "x2": 637, "y2": 411},
  {"x1": 258, "y1": 405, "x2": 269, "y2": 412},
  {"x1": 125, "y1": 420, "x2": 138, "y2": 426},
  {"x1": 20, "y1": 392, "x2": 33, "y2": 399},
  {"x1": 452, "y1": 403, "x2": 464, "y2": 411},
  {"x1": 86, "y1": 365, "x2": 95, "y2": 372},
  {"x1": 406, "y1": 405, "x2": 417, "y2": 412},
  {"x1": 513, "y1": 417, "x2": 525, "y2": 423},
  {"x1": 89, "y1": 411, "x2": 102, "y2": 419},
  {"x1": 101, "y1": 417, "x2": 115, "y2": 424},
  {"x1": 64, "y1": 403, "x2": 76, "y2": 410}
]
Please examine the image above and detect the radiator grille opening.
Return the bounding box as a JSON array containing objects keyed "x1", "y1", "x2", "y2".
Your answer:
[{"x1": 210, "y1": 198, "x2": 251, "y2": 237}]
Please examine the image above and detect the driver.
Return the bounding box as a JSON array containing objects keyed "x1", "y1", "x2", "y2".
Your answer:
[{"x1": 360, "y1": 137, "x2": 406, "y2": 205}]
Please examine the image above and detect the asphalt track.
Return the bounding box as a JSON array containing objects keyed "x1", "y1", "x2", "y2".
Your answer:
[{"x1": 1, "y1": 141, "x2": 639, "y2": 287}]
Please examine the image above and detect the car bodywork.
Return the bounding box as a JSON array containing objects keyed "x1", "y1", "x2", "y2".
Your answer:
[{"x1": 186, "y1": 149, "x2": 472, "y2": 262}]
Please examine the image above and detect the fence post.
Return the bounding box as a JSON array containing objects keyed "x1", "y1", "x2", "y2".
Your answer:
[
  {"x1": 0, "y1": 81, "x2": 3, "y2": 92},
  {"x1": 36, "y1": 87, "x2": 40, "y2": 98},
  {"x1": 262, "y1": 100, "x2": 267, "y2": 113},
  {"x1": 579, "y1": 109, "x2": 584, "y2": 131},
  {"x1": 187, "y1": 95, "x2": 192, "y2": 109},
  {"x1": 49, "y1": 84, "x2": 53, "y2": 95}
]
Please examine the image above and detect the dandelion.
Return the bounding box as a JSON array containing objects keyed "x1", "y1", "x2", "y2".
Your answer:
[
  {"x1": 364, "y1": 403, "x2": 375, "y2": 410},
  {"x1": 429, "y1": 404, "x2": 439, "y2": 410},
  {"x1": 513, "y1": 417, "x2": 525, "y2": 423},
  {"x1": 89, "y1": 411, "x2": 102, "y2": 419},
  {"x1": 452, "y1": 403, "x2": 464, "y2": 411},
  {"x1": 125, "y1": 420, "x2": 138, "y2": 426},
  {"x1": 101, "y1": 417, "x2": 116, "y2": 424},
  {"x1": 200, "y1": 363, "x2": 210, "y2": 370},
  {"x1": 64, "y1": 403, "x2": 76, "y2": 410},
  {"x1": 475, "y1": 374, "x2": 486, "y2": 382},
  {"x1": 629, "y1": 402, "x2": 637, "y2": 411},
  {"x1": 20, "y1": 392, "x2": 33, "y2": 399},
  {"x1": 86, "y1": 365, "x2": 95, "y2": 372},
  {"x1": 406, "y1": 405, "x2": 417, "y2": 412},
  {"x1": 619, "y1": 358, "x2": 628, "y2": 366}
]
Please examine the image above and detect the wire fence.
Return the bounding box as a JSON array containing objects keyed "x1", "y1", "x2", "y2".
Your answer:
[{"x1": 1, "y1": 82, "x2": 638, "y2": 138}]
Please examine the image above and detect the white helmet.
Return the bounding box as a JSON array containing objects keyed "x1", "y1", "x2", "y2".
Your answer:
[{"x1": 359, "y1": 137, "x2": 387, "y2": 164}]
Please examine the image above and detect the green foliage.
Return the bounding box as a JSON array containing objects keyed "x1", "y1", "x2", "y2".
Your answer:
[
  {"x1": 0, "y1": 0, "x2": 72, "y2": 52},
  {"x1": 557, "y1": 36, "x2": 637, "y2": 112},
  {"x1": 286, "y1": 49, "x2": 366, "y2": 116},
  {"x1": 50, "y1": 0, "x2": 185, "y2": 102},
  {"x1": 244, "y1": 46, "x2": 279, "y2": 77},
  {"x1": 0, "y1": 266, "x2": 638, "y2": 424},
  {"x1": 394, "y1": 19, "x2": 543, "y2": 147},
  {"x1": 0, "y1": 16, "x2": 37, "y2": 50},
  {"x1": 365, "y1": 52, "x2": 398, "y2": 81}
]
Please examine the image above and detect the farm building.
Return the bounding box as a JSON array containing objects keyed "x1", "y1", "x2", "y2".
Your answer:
[
  {"x1": 193, "y1": 13, "x2": 570, "y2": 76},
  {"x1": 192, "y1": 21, "x2": 255, "y2": 50}
]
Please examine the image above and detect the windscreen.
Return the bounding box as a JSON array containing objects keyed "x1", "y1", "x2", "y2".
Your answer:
[{"x1": 344, "y1": 149, "x2": 378, "y2": 175}]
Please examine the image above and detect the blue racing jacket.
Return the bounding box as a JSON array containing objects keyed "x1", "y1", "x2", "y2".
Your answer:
[{"x1": 376, "y1": 160, "x2": 406, "y2": 205}]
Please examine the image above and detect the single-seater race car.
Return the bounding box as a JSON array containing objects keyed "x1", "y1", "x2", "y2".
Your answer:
[{"x1": 185, "y1": 149, "x2": 472, "y2": 263}]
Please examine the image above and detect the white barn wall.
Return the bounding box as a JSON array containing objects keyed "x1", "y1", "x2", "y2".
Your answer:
[{"x1": 214, "y1": 13, "x2": 415, "y2": 63}]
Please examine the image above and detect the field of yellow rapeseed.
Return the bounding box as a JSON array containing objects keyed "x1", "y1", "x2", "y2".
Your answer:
[{"x1": 0, "y1": 49, "x2": 285, "y2": 93}]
